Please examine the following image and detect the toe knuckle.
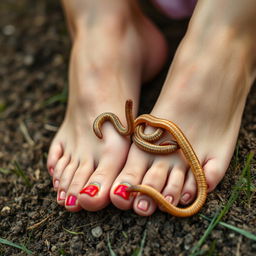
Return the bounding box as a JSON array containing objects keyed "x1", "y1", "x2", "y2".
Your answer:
[
  {"x1": 154, "y1": 161, "x2": 168, "y2": 170},
  {"x1": 123, "y1": 169, "x2": 141, "y2": 180},
  {"x1": 169, "y1": 182, "x2": 181, "y2": 192}
]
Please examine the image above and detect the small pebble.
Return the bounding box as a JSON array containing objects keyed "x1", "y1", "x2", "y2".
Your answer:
[
  {"x1": 91, "y1": 226, "x2": 103, "y2": 238},
  {"x1": 51, "y1": 245, "x2": 57, "y2": 252},
  {"x1": 184, "y1": 244, "x2": 190, "y2": 250},
  {"x1": 2, "y1": 24, "x2": 15, "y2": 36},
  {"x1": 229, "y1": 233, "x2": 235, "y2": 238},
  {"x1": 24, "y1": 55, "x2": 34, "y2": 66},
  {"x1": 1, "y1": 206, "x2": 11, "y2": 213}
]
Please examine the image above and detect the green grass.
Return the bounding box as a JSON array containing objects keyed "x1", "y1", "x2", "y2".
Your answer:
[
  {"x1": 200, "y1": 215, "x2": 256, "y2": 241},
  {"x1": 44, "y1": 85, "x2": 68, "y2": 106},
  {"x1": 11, "y1": 161, "x2": 32, "y2": 187},
  {"x1": 62, "y1": 226, "x2": 84, "y2": 236},
  {"x1": 0, "y1": 168, "x2": 10, "y2": 174},
  {"x1": 0, "y1": 238, "x2": 32, "y2": 255},
  {"x1": 59, "y1": 248, "x2": 68, "y2": 255},
  {"x1": 108, "y1": 230, "x2": 147, "y2": 256},
  {"x1": 0, "y1": 102, "x2": 6, "y2": 113},
  {"x1": 190, "y1": 152, "x2": 254, "y2": 255}
]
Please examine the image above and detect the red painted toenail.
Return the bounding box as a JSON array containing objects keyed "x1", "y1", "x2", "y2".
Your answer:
[
  {"x1": 80, "y1": 184, "x2": 100, "y2": 197},
  {"x1": 66, "y1": 195, "x2": 77, "y2": 206},
  {"x1": 114, "y1": 184, "x2": 131, "y2": 200}
]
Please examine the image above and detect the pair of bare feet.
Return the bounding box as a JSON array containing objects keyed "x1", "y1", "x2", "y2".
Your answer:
[{"x1": 47, "y1": 0, "x2": 255, "y2": 216}]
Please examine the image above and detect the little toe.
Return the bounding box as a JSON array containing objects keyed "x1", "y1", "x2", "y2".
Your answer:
[
  {"x1": 203, "y1": 158, "x2": 226, "y2": 192},
  {"x1": 47, "y1": 142, "x2": 63, "y2": 176},
  {"x1": 53, "y1": 153, "x2": 71, "y2": 191},
  {"x1": 133, "y1": 158, "x2": 171, "y2": 216}
]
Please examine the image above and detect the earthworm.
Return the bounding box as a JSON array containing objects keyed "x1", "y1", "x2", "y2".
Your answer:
[
  {"x1": 93, "y1": 100, "x2": 178, "y2": 153},
  {"x1": 93, "y1": 100, "x2": 207, "y2": 217}
]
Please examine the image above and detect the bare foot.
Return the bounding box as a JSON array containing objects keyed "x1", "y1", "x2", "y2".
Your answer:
[
  {"x1": 110, "y1": 0, "x2": 256, "y2": 216},
  {"x1": 47, "y1": 0, "x2": 167, "y2": 212}
]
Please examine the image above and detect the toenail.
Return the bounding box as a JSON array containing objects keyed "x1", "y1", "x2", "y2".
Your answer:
[
  {"x1": 80, "y1": 183, "x2": 100, "y2": 197},
  {"x1": 66, "y1": 195, "x2": 77, "y2": 206},
  {"x1": 137, "y1": 199, "x2": 149, "y2": 211},
  {"x1": 165, "y1": 195, "x2": 173, "y2": 204},
  {"x1": 54, "y1": 180, "x2": 59, "y2": 189},
  {"x1": 181, "y1": 193, "x2": 190, "y2": 203},
  {"x1": 49, "y1": 167, "x2": 54, "y2": 175},
  {"x1": 58, "y1": 191, "x2": 66, "y2": 201},
  {"x1": 114, "y1": 184, "x2": 131, "y2": 200}
]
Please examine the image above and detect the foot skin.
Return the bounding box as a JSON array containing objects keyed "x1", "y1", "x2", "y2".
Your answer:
[
  {"x1": 111, "y1": 1, "x2": 256, "y2": 216},
  {"x1": 47, "y1": 0, "x2": 167, "y2": 212}
]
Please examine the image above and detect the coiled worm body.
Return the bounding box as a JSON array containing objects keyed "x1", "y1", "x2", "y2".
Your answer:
[{"x1": 93, "y1": 100, "x2": 207, "y2": 217}]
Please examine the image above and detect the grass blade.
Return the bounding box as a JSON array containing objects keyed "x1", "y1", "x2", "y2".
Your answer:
[
  {"x1": 191, "y1": 151, "x2": 254, "y2": 255},
  {"x1": 0, "y1": 238, "x2": 32, "y2": 254},
  {"x1": 206, "y1": 240, "x2": 216, "y2": 256},
  {"x1": 44, "y1": 86, "x2": 68, "y2": 106},
  {"x1": 132, "y1": 229, "x2": 147, "y2": 256},
  {"x1": 62, "y1": 226, "x2": 84, "y2": 236},
  {"x1": 201, "y1": 215, "x2": 256, "y2": 241},
  {"x1": 190, "y1": 211, "x2": 220, "y2": 255},
  {"x1": 107, "y1": 235, "x2": 117, "y2": 256},
  {"x1": 12, "y1": 161, "x2": 32, "y2": 187},
  {"x1": 0, "y1": 168, "x2": 10, "y2": 174}
]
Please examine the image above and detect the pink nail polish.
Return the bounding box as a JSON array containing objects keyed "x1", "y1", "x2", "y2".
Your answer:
[
  {"x1": 54, "y1": 179, "x2": 59, "y2": 189},
  {"x1": 80, "y1": 184, "x2": 100, "y2": 197},
  {"x1": 165, "y1": 195, "x2": 173, "y2": 204},
  {"x1": 137, "y1": 199, "x2": 149, "y2": 211},
  {"x1": 58, "y1": 191, "x2": 66, "y2": 201},
  {"x1": 49, "y1": 167, "x2": 54, "y2": 175},
  {"x1": 182, "y1": 193, "x2": 190, "y2": 203},
  {"x1": 66, "y1": 195, "x2": 77, "y2": 206},
  {"x1": 114, "y1": 184, "x2": 131, "y2": 200}
]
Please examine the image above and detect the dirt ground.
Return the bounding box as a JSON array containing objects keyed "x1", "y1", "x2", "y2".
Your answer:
[{"x1": 0, "y1": 1, "x2": 256, "y2": 255}]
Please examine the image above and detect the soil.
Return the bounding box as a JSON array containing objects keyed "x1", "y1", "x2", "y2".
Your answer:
[{"x1": 0, "y1": 1, "x2": 255, "y2": 255}]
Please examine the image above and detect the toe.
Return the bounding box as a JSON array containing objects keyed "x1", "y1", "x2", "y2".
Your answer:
[
  {"x1": 204, "y1": 158, "x2": 226, "y2": 192},
  {"x1": 65, "y1": 159, "x2": 94, "y2": 211},
  {"x1": 79, "y1": 152, "x2": 127, "y2": 212},
  {"x1": 180, "y1": 169, "x2": 198, "y2": 205},
  {"x1": 47, "y1": 141, "x2": 63, "y2": 175},
  {"x1": 133, "y1": 158, "x2": 170, "y2": 216},
  {"x1": 53, "y1": 153, "x2": 71, "y2": 191},
  {"x1": 57, "y1": 159, "x2": 80, "y2": 206},
  {"x1": 162, "y1": 165, "x2": 186, "y2": 206},
  {"x1": 110, "y1": 146, "x2": 151, "y2": 210}
]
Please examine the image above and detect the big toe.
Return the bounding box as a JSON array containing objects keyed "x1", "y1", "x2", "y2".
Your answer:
[{"x1": 79, "y1": 138, "x2": 130, "y2": 211}]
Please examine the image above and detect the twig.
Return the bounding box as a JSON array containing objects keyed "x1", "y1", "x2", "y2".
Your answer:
[
  {"x1": 19, "y1": 121, "x2": 35, "y2": 146},
  {"x1": 27, "y1": 213, "x2": 53, "y2": 230},
  {"x1": 44, "y1": 123, "x2": 58, "y2": 132},
  {"x1": 235, "y1": 235, "x2": 242, "y2": 256}
]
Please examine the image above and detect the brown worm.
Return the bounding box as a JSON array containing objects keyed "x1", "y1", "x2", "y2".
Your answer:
[{"x1": 93, "y1": 100, "x2": 207, "y2": 217}]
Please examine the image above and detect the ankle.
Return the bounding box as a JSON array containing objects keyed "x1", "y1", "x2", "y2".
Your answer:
[
  {"x1": 161, "y1": 33, "x2": 254, "y2": 113},
  {"x1": 62, "y1": 0, "x2": 141, "y2": 38}
]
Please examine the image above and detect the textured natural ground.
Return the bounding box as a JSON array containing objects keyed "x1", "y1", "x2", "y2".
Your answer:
[{"x1": 0, "y1": 1, "x2": 255, "y2": 255}]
